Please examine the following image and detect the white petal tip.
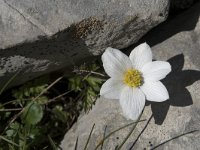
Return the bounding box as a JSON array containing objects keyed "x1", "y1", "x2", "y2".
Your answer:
[
  {"x1": 105, "y1": 47, "x2": 115, "y2": 53},
  {"x1": 140, "y1": 42, "x2": 150, "y2": 48},
  {"x1": 163, "y1": 94, "x2": 170, "y2": 101},
  {"x1": 141, "y1": 81, "x2": 170, "y2": 102},
  {"x1": 150, "y1": 93, "x2": 169, "y2": 102},
  {"x1": 129, "y1": 42, "x2": 152, "y2": 70},
  {"x1": 125, "y1": 114, "x2": 140, "y2": 121},
  {"x1": 168, "y1": 62, "x2": 172, "y2": 73}
]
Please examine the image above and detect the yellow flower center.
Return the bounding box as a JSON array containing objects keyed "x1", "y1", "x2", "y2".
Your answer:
[{"x1": 123, "y1": 69, "x2": 143, "y2": 88}]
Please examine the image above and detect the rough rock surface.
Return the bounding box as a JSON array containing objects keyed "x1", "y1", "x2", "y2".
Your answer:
[
  {"x1": 0, "y1": 0, "x2": 170, "y2": 87},
  {"x1": 61, "y1": 3, "x2": 200, "y2": 150}
]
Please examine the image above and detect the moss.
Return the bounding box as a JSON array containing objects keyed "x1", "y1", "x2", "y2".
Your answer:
[{"x1": 72, "y1": 17, "x2": 104, "y2": 38}]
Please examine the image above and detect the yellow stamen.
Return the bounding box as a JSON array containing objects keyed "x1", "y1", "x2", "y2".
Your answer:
[{"x1": 123, "y1": 69, "x2": 143, "y2": 88}]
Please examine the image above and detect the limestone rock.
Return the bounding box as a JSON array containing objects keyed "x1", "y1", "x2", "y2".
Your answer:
[
  {"x1": 0, "y1": 0, "x2": 169, "y2": 87},
  {"x1": 61, "y1": 3, "x2": 200, "y2": 150}
]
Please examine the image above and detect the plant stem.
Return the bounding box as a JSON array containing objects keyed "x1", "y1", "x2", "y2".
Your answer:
[
  {"x1": 73, "y1": 69, "x2": 106, "y2": 77},
  {"x1": 0, "y1": 70, "x2": 21, "y2": 95},
  {"x1": 0, "y1": 135, "x2": 19, "y2": 147},
  {"x1": 22, "y1": 128, "x2": 27, "y2": 150},
  {"x1": 129, "y1": 115, "x2": 153, "y2": 149},
  {"x1": 74, "y1": 137, "x2": 79, "y2": 150},
  {"x1": 1, "y1": 99, "x2": 30, "y2": 107},
  {"x1": 84, "y1": 124, "x2": 95, "y2": 150},
  {"x1": 151, "y1": 130, "x2": 199, "y2": 150},
  {"x1": 48, "y1": 135, "x2": 58, "y2": 150},
  {"x1": 2, "y1": 77, "x2": 64, "y2": 135},
  {"x1": 2, "y1": 109, "x2": 24, "y2": 134},
  {"x1": 0, "y1": 108, "x2": 22, "y2": 112},
  {"x1": 46, "y1": 90, "x2": 73, "y2": 104},
  {"x1": 32, "y1": 76, "x2": 63, "y2": 101},
  {"x1": 94, "y1": 119, "x2": 146, "y2": 150},
  {"x1": 100, "y1": 125, "x2": 107, "y2": 150},
  {"x1": 116, "y1": 111, "x2": 144, "y2": 150}
]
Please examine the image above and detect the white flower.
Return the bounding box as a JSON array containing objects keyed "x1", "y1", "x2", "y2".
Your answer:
[{"x1": 100, "y1": 43, "x2": 171, "y2": 120}]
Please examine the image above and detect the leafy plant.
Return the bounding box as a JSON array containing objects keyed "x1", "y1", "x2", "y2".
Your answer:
[
  {"x1": 68, "y1": 75, "x2": 103, "y2": 112},
  {"x1": 69, "y1": 61, "x2": 105, "y2": 112},
  {"x1": 21, "y1": 102, "x2": 43, "y2": 125},
  {"x1": 0, "y1": 60, "x2": 104, "y2": 149}
]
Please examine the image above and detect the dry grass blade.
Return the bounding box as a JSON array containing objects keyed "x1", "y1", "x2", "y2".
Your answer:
[
  {"x1": 129, "y1": 115, "x2": 153, "y2": 149},
  {"x1": 2, "y1": 109, "x2": 23, "y2": 134},
  {"x1": 84, "y1": 123, "x2": 95, "y2": 150},
  {"x1": 151, "y1": 130, "x2": 199, "y2": 150},
  {"x1": 73, "y1": 69, "x2": 106, "y2": 77},
  {"x1": 0, "y1": 135, "x2": 20, "y2": 147},
  {"x1": 48, "y1": 135, "x2": 58, "y2": 150},
  {"x1": 1, "y1": 77, "x2": 63, "y2": 134},
  {"x1": 47, "y1": 90, "x2": 73, "y2": 104},
  {"x1": 74, "y1": 137, "x2": 79, "y2": 150},
  {"x1": 32, "y1": 76, "x2": 63, "y2": 101},
  {"x1": 0, "y1": 70, "x2": 21, "y2": 95},
  {"x1": 0, "y1": 108, "x2": 22, "y2": 112},
  {"x1": 116, "y1": 111, "x2": 144, "y2": 150},
  {"x1": 100, "y1": 125, "x2": 107, "y2": 150},
  {"x1": 95, "y1": 119, "x2": 146, "y2": 150}
]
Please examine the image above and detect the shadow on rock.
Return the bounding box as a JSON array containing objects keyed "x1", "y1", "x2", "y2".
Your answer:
[
  {"x1": 149, "y1": 54, "x2": 200, "y2": 125},
  {"x1": 0, "y1": 24, "x2": 93, "y2": 88},
  {"x1": 126, "y1": 1, "x2": 200, "y2": 51},
  {"x1": 142, "y1": 1, "x2": 200, "y2": 47}
]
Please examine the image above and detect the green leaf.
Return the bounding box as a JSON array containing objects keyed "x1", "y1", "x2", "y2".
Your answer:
[
  {"x1": 37, "y1": 96, "x2": 48, "y2": 104},
  {"x1": 0, "y1": 135, "x2": 19, "y2": 147},
  {"x1": 85, "y1": 76, "x2": 103, "y2": 92},
  {"x1": 12, "y1": 78, "x2": 48, "y2": 99},
  {"x1": 10, "y1": 122, "x2": 20, "y2": 130},
  {"x1": 29, "y1": 128, "x2": 40, "y2": 139},
  {"x1": 87, "y1": 88, "x2": 96, "y2": 97},
  {"x1": 68, "y1": 76, "x2": 82, "y2": 92},
  {"x1": 48, "y1": 135, "x2": 58, "y2": 150},
  {"x1": 5, "y1": 122, "x2": 20, "y2": 138},
  {"x1": 52, "y1": 106, "x2": 69, "y2": 123},
  {"x1": 90, "y1": 63, "x2": 99, "y2": 71},
  {"x1": 21, "y1": 102, "x2": 43, "y2": 125},
  {"x1": 6, "y1": 130, "x2": 15, "y2": 137},
  {"x1": 4, "y1": 112, "x2": 11, "y2": 119}
]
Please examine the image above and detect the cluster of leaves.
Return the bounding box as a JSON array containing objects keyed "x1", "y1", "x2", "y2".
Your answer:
[
  {"x1": 69, "y1": 63, "x2": 104, "y2": 112},
  {"x1": 0, "y1": 60, "x2": 104, "y2": 149}
]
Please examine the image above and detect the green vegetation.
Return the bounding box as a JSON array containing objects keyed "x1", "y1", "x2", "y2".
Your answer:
[
  {"x1": 0, "y1": 60, "x2": 104, "y2": 149},
  {"x1": 0, "y1": 59, "x2": 194, "y2": 150}
]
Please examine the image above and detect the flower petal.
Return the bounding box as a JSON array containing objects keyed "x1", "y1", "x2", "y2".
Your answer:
[
  {"x1": 129, "y1": 43, "x2": 152, "y2": 70},
  {"x1": 140, "y1": 81, "x2": 169, "y2": 102},
  {"x1": 102, "y1": 47, "x2": 132, "y2": 79},
  {"x1": 100, "y1": 78, "x2": 125, "y2": 99},
  {"x1": 141, "y1": 61, "x2": 171, "y2": 81},
  {"x1": 120, "y1": 87, "x2": 145, "y2": 120}
]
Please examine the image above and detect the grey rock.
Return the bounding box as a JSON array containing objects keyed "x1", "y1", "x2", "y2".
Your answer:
[
  {"x1": 61, "y1": 3, "x2": 200, "y2": 150},
  {"x1": 0, "y1": 0, "x2": 169, "y2": 88}
]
